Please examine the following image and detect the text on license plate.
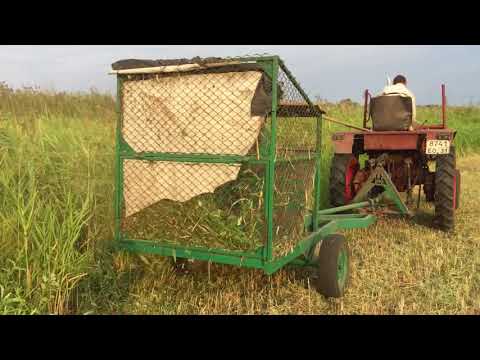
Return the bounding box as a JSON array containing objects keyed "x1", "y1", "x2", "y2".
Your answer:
[{"x1": 426, "y1": 140, "x2": 450, "y2": 154}]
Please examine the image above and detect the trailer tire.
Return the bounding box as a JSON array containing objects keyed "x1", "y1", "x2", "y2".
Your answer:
[
  {"x1": 434, "y1": 146, "x2": 458, "y2": 231},
  {"x1": 329, "y1": 154, "x2": 359, "y2": 207},
  {"x1": 314, "y1": 234, "x2": 350, "y2": 298}
]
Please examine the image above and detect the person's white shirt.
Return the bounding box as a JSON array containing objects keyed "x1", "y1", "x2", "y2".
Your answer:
[{"x1": 381, "y1": 83, "x2": 417, "y2": 128}]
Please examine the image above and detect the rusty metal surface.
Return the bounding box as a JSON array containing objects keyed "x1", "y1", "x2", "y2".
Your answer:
[
  {"x1": 331, "y1": 128, "x2": 456, "y2": 153},
  {"x1": 332, "y1": 132, "x2": 354, "y2": 154},
  {"x1": 335, "y1": 129, "x2": 455, "y2": 136},
  {"x1": 364, "y1": 133, "x2": 419, "y2": 150}
]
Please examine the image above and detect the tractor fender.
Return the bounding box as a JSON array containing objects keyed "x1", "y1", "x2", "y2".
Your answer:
[
  {"x1": 425, "y1": 130, "x2": 456, "y2": 142},
  {"x1": 332, "y1": 132, "x2": 354, "y2": 154}
]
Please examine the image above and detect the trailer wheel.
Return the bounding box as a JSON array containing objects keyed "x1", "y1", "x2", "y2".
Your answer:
[
  {"x1": 329, "y1": 154, "x2": 359, "y2": 207},
  {"x1": 313, "y1": 234, "x2": 350, "y2": 298},
  {"x1": 434, "y1": 146, "x2": 458, "y2": 231}
]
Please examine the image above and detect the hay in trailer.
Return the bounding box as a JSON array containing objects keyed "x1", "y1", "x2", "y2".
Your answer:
[
  {"x1": 121, "y1": 159, "x2": 316, "y2": 254},
  {"x1": 122, "y1": 163, "x2": 267, "y2": 251}
]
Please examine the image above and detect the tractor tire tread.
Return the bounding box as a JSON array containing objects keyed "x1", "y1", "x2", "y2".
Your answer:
[
  {"x1": 329, "y1": 154, "x2": 356, "y2": 207},
  {"x1": 434, "y1": 146, "x2": 456, "y2": 232}
]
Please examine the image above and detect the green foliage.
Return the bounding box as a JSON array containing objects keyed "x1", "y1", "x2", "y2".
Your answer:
[{"x1": 0, "y1": 87, "x2": 115, "y2": 314}]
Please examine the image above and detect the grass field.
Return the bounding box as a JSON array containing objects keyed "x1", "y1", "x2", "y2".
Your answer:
[{"x1": 0, "y1": 84, "x2": 479, "y2": 314}]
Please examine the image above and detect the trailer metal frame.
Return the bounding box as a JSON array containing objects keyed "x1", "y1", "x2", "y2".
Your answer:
[{"x1": 112, "y1": 55, "x2": 394, "y2": 279}]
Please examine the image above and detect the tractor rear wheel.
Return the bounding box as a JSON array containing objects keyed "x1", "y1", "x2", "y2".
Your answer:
[
  {"x1": 434, "y1": 146, "x2": 458, "y2": 231},
  {"x1": 329, "y1": 154, "x2": 359, "y2": 207}
]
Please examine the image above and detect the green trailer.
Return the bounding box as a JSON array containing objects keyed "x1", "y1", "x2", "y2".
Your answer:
[{"x1": 110, "y1": 55, "x2": 405, "y2": 297}]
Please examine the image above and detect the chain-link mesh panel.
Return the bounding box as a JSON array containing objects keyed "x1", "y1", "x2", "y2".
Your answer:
[
  {"x1": 121, "y1": 161, "x2": 266, "y2": 252},
  {"x1": 272, "y1": 66, "x2": 319, "y2": 258},
  {"x1": 115, "y1": 57, "x2": 321, "y2": 257},
  {"x1": 120, "y1": 67, "x2": 273, "y2": 157},
  {"x1": 276, "y1": 69, "x2": 317, "y2": 159}
]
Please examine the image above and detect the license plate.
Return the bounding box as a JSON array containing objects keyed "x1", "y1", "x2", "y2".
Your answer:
[{"x1": 426, "y1": 140, "x2": 450, "y2": 154}]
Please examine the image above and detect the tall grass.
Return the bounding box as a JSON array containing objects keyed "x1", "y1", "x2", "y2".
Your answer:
[
  {"x1": 0, "y1": 83, "x2": 115, "y2": 314},
  {"x1": 0, "y1": 81, "x2": 114, "y2": 122},
  {"x1": 0, "y1": 84, "x2": 478, "y2": 314}
]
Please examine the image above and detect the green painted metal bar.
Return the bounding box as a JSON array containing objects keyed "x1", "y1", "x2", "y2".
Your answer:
[
  {"x1": 382, "y1": 188, "x2": 410, "y2": 215},
  {"x1": 119, "y1": 137, "x2": 135, "y2": 155},
  {"x1": 120, "y1": 152, "x2": 268, "y2": 164},
  {"x1": 333, "y1": 215, "x2": 377, "y2": 230},
  {"x1": 118, "y1": 215, "x2": 375, "y2": 275},
  {"x1": 305, "y1": 213, "x2": 377, "y2": 234},
  {"x1": 317, "y1": 201, "x2": 371, "y2": 215},
  {"x1": 118, "y1": 238, "x2": 263, "y2": 259},
  {"x1": 264, "y1": 236, "x2": 318, "y2": 274},
  {"x1": 118, "y1": 240, "x2": 265, "y2": 269},
  {"x1": 318, "y1": 213, "x2": 368, "y2": 219},
  {"x1": 307, "y1": 215, "x2": 373, "y2": 232},
  {"x1": 264, "y1": 220, "x2": 338, "y2": 275},
  {"x1": 264, "y1": 57, "x2": 279, "y2": 262},
  {"x1": 257, "y1": 60, "x2": 274, "y2": 80},
  {"x1": 120, "y1": 152, "x2": 316, "y2": 164},
  {"x1": 288, "y1": 257, "x2": 310, "y2": 267},
  {"x1": 352, "y1": 165, "x2": 409, "y2": 215}
]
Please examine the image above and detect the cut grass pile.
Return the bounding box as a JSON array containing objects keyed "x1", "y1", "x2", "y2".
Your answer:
[
  {"x1": 123, "y1": 164, "x2": 267, "y2": 252},
  {"x1": 123, "y1": 159, "x2": 317, "y2": 258}
]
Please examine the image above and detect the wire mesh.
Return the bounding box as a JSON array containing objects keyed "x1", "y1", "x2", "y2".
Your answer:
[
  {"x1": 272, "y1": 65, "x2": 319, "y2": 258},
  {"x1": 120, "y1": 66, "x2": 273, "y2": 157},
  {"x1": 117, "y1": 60, "x2": 273, "y2": 252},
  {"x1": 116, "y1": 57, "x2": 321, "y2": 258}
]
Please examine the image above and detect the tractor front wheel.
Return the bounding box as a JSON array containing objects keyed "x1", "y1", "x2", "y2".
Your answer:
[{"x1": 434, "y1": 146, "x2": 459, "y2": 231}]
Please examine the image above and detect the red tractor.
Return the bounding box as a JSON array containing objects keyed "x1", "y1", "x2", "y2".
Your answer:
[{"x1": 329, "y1": 85, "x2": 460, "y2": 231}]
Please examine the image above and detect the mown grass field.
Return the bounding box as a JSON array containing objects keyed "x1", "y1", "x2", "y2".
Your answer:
[{"x1": 0, "y1": 83, "x2": 479, "y2": 314}]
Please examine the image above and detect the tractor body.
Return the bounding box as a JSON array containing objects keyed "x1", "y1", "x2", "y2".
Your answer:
[{"x1": 329, "y1": 85, "x2": 460, "y2": 231}]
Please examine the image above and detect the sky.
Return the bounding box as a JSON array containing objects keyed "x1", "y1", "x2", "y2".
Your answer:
[{"x1": 1, "y1": 45, "x2": 479, "y2": 105}]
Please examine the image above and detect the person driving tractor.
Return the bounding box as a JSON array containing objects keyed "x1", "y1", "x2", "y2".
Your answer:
[{"x1": 381, "y1": 74, "x2": 417, "y2": 130}]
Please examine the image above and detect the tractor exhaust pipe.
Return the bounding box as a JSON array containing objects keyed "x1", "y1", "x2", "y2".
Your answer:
[
  {"x1": 363, "y1": 89, "x2": 369, "y2": 129},
  {"x1": 442, "y1": 84, "x2": 447, "y2": 129}
]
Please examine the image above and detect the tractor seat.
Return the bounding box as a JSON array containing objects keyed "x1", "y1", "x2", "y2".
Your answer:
[{"x1": 369, "y1": 95, "x2": 413, "y2": 131}]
